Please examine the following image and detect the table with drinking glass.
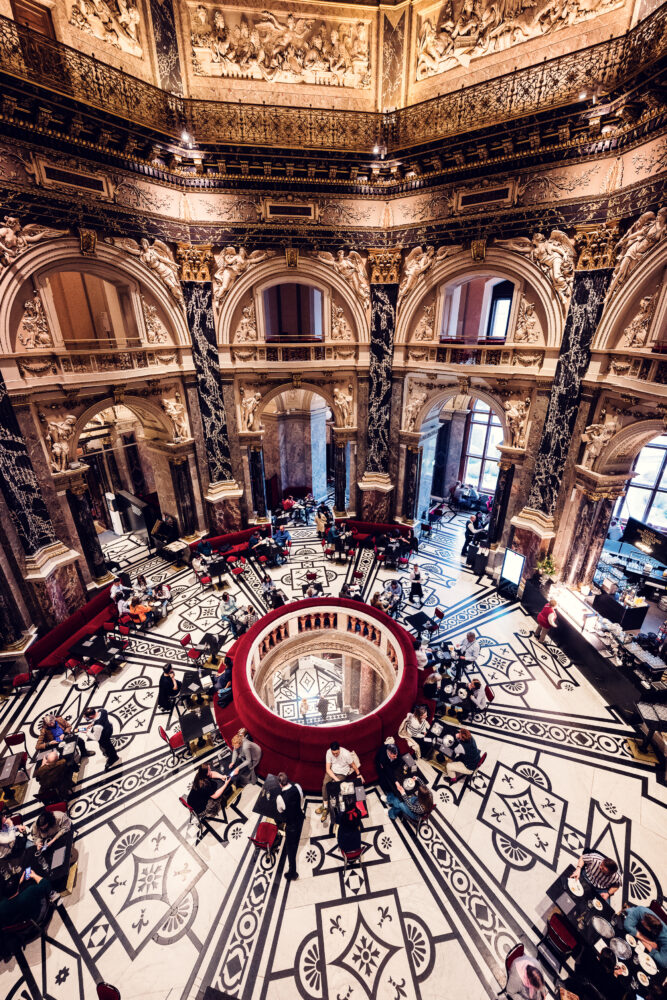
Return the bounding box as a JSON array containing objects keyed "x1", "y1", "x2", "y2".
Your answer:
[
  {"x1": 405, "y1": 611, "x2": 431, "y2": 637},
  {"x1": 33, "y1": 733, "x2": 80, "y2": 770},
  {"x1": 178, "y1": 702, "x2": 216, "y2": 750},
  {"x1": 579, "y1": 907, "x2": 661, "y2": 996},
  {"x1": 0, "y1": 752, "x2": 27, "y2": 801}
]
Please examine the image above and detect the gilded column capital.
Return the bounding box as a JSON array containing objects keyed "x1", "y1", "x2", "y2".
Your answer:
[
  {"x1": 176, "y1": 243, "x2": 213, "y2": 282},
  {"x1": 573, "y1": 222, "x2": 619, "y2": 271},
  {"x1": 368, "y1": 248, "x2": 402, "y2": 284}
]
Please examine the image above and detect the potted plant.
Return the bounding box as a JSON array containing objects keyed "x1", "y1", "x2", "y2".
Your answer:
[{"x1": 536, "y1": 553, "x2": 558, "y2": 583}]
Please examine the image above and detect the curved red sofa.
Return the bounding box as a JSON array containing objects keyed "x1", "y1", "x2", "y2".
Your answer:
[{"x1": 213, "y1": 598, "x2": 419, "y2": 791}]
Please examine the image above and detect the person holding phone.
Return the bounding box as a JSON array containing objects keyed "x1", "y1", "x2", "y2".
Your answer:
[{"x1": 0, "y1": 868, "x2": 58, "y2": 929}]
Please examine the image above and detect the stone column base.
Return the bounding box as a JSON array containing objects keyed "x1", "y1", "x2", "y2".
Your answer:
[
  {"x1": 205, "y1": 480, "x2": 244, "y2": 533},
  {"x1": 358, "y1": 472, "x2": 394, "y2": 522},
  {"x1": 24, "y1": 541, "x2": 85, "y2": 627},
  {"x1": 508, "y1": 507, "x2": 556, "y2": 585}
]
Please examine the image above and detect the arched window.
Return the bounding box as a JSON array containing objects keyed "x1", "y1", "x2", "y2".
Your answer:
[
  {"x1": 614, "y1": 435, "x2": 667, "y2": 529},
  {"x1": 47, "y1": 270, "x2": 139, "y2": 348},
  {"x1": 441, "y1": 276, "x2": 515, "y2": 343},
  {"x1": 461, "y1": 400, "x2": 503, "y2": 492},
  {"x1": 262, "y1": 283, "x2": 323, "y2": 341}
]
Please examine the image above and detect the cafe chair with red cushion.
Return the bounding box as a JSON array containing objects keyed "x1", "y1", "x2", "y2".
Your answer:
[
  {"x1": 158, "y1": 725, "x2": 187, "y2": 760},
  {"x1": 84, "y1": 662, "x2": 108, "y2": 687},
  {"x1": 426, "y1": 609, "x2": 444, "y2": 637},
  {"x1": 496, "y1": 942, "x2": 524, "y2": 997},
  {"x1": 11, "y1": 666, "x2": 36, "y2": 695},
  {"x1": 538, "y1": 911, "x2": 578, "y2": 962},
  {"x1": 457, "y1": 751, "x2": 487, "y2": 796},
  {"x1": 231, "y1": 558, "x2": 246, "y2": 578},
  {"x1": 45, "y1": 801, "x2": 68, "y2": 815},
  {"x1": 96, "y1": 983, "x2": 121, "y2": 1000},
  {"x1": 339, "y1": 842, "x2": 370, "y2": 871},
  {"x1": 198, "y1": 574, "x2": 213, "y2": 591},
  {"x1": 178, "y1": 795, "x2": 212, "y2": 843},
  {"x1": 4, "y1": 732, "x2": 29, "y2": 781},
  {"x1": 249, "y1": 820, "x2": 281, "y2": 860},
  {"x1": 484, "y1": 684, "x2": 495, "y2": 705}
]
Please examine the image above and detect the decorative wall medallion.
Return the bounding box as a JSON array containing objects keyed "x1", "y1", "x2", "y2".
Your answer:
[{"x1": 69, "y1": 0, "x2": 143, "y2": 57}]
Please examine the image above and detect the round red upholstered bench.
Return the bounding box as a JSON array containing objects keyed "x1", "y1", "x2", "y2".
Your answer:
[{"x1": 212, "y1": 598, "x2": 418, "y2": 791}]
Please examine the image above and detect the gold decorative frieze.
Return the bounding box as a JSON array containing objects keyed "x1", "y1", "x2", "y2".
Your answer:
[
  {"x1": 176, "y1": 243, "x2": 213, "y2": 282},
  {"x1": 573, "y1": 222, "x2": 619, "y2": 270},
  {"x1": 368, "y1": 248, "x2": 402, "y2": 284}
]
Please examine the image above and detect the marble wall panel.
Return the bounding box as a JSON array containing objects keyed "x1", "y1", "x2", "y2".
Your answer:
[
  {"x1": 382, "y1": 11, "x2": 405, "y2": 111},
  {"x1": 31, "y1": 562, "x2": 85, "y2": 628},
  {"x1": 149, "y1": 0, "x2": 183, "y2": 94},
  {"x1": 366, "y1": 284, "x2": 398, "y2": 476},
  {"x1": 310, "y1": 408, "x2": 328, "y2": 500},
  {"x1": 279, "y1": 415, "x2": 310, "y2": 491},
  {"x1": 417, "y1": 429, "x2": 438, "y2": 520}
]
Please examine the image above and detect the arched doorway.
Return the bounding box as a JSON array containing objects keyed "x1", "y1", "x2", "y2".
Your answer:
[{"x1": 261, "y1": 388, "x2": 333, "y2": 509}]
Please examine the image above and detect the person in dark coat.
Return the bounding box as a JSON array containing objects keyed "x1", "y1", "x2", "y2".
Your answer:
[
  {"x1": 276, "y1": 771, "x2": 305, "y2": 881},
  {"x1": 82, "y1": 707, "x2": 119, "y2": 771},
  {"x1": 158, "y1": 664, "x2": 181, "y2": 711},
  {"x1": 374, "y1": 741, "x2": 402, "y2": 800}
]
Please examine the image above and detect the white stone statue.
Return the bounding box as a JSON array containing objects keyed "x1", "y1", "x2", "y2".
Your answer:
[
  {"x1": 17, "y1": 290, "x2": 52, "y2": 349},
  {"x1": 413, "y1": 302, "x2": 435, "y2": 341},
  {"x1": 512, "y1": 297, "x2": 540, "y2": 343},
  {"x1": 241, "y1": 390, "x2": 262, "y2": 431},
  {"x1": 404, "y1": 389, "x2": 428, "y2": 432},
  {"x1": 162, "y1": 396, "x2": 189, "y2": 440},
  {"x1": 106, "y1": 237, "x2": 184, "y2": 304},
  {"x1": 333, "y1": 385, "x2": 354, "y2": 427},
  {"x1": 495, "y1": 229, "x2": 575, "y2": 313},
  {"x1": 315, "y1": 250, "x2": 370, "y2": 311},
  {"x1": 141, "y1": 298, "x2": 170, "y2": 344},
  {"x1": 504, "y1": 397, "x2": 530, "y2": 449},
  {"x1": 45, "y1": 415, "x2": 77, "y2": 473},
  {"x1": 69, "y1": 0, "x2": 143, "y2": 57},
  {"x1": 330, "y1": 303, "x2": 353, "y2": 341},
  {"x1": 212, "y1": 246, "x2": 273, "y2": 304},
  {"x1": 608, "y1": 206, "x2": 667, "y2": 297},
  {"x1": 582, "y1": 420, "x2": 618, "y2": 467},
  {"x1": 398, "y1": 246, "x2": 436, "y2": 307},
  {"x1": 621, "y1": 295, "x2": 656, "y2": 348},
  {"x1": 0, "y1": 216, "x2": 68, "y2": 268},
  {"x1": 234, "y1": 302, "x2": 258, "y2": 343}
]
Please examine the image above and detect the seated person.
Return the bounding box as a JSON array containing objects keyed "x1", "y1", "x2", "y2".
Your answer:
[
  {"x1": 270, "y1": 589, "x2": 287, "y2": 609},
  {"x1": 186, "y1": 763, "x2": 229, "y2": 817},
  {"x1": 337, "y1": 800, "x2": 363, "y2": 854},
  {"x1": 153, "y1": 582, "x2": 172, "y2": 618},
  {"x1": 215, "y1": 656, "x2": 234, "y2": 708},
  {"x1": 505, "y1": 955, "x2": 546, "y2": 1000},
  {"x1": 197, "y1": 539, "x2": 213, "y2": 558},
  {"x1": 228, "y1": 730, "x2": 262, "y2": 786},
  {"x1": 374, "y1": 740, "x2": 402, "y2": 801},
  {"x1": 34, "y1": 750, "x2": 75, "y2": 803},
  {"x1": 0, "y1": 809, "x2": 27, "y2": 863},
  {"x1": 371, "y1": 591, "x2": 389, "y2": 612},
  {"x1": 399, "y1": 705, "x2": 432, "y2": 760},
  {"x1": 383, "y1": 579, "x2": 403, "y2": 615},
  {"x1": 375, "y1": 532, "x2": 388, "y2": 552},
  {"x1": 340, "y1": 582, "x2": 355, "y2": 600},
  {"x1": 218, "y1": 592, "x2": 239, "y2": 636},
  {"x1": 568, "y1": 944, "x2": 632, "y2": 1000},
  {"x1": 117, "y1": 595, "x2": 132, "y2": 618},
  {"x1": 438, "y1": 728, "x2": 481, "y2": 784},
  {"x1": 571, "y1": 850, "x2": 622, "y2": 899},
  {"x1": 31, "y1": 809, "x2": 77, "y2": 866},
  {"x1": 423, "y1": 666, "x2": 443, "y2": 700},
  {"x1": 623, "y1": 906, "x2": 667, "y2": 968},
  {"x1": 455, "y1": 679, "x2": 489, "y2": 720},
  {"x1": 236, "y1": 605, "x2": 258, "y2": 633},
  {"x1": 191, "y1": 553, "x2": 209, "y2": 577},
  {"x1": 158, "y1": 664, "x2": 181, "y2": 711},
  {"x1": 453, "y1": 632, "x2": 481, "y2": 682},
  {"x1": 0, "y1": 870, "x2": 56, "y2": 931},
  {"x1": 386, "y1": 777, "x2": 433, "y2": 823},
  {"x1": 134, "y1": 573, "x2": 153, "y2": 598},
  {"x1": 385, "y1": 536, "x2": 401, "y2": 563},
  {"x1": 317, "y1": 742, "x2": 362, "y2": 824},
  {"x1": 261, "y1": 575, "x2": 276, "y2": 600},
  {"x1": 273, "y1": 526, "x2": 291, "y2": 558},
  {"x1": 281, "y1": 496, "x2": 295, "y2": 512},
  {"x1": 110, "y1": 577, "x2": 130, "y2": 603},
  {"x1": 36, "y1": 713, "x2": 91, "y2": 760},
  {"x1": 304, "y1": 582, "x2": 324, "y2": 598},
  {"x1": 129, "y1": 597, "x2": 155, "y2": 628}
]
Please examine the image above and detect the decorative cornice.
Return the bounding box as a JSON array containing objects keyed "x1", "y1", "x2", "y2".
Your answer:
[
  {"x1": 176, "y1": 243, "x2": 212, "y2": 283},
  {"x1": 573, "y1": 222, "x2": 619, "y2": 271}
]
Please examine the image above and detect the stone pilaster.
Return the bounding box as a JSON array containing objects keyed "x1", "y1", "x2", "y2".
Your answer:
[
  {"x1": 560, "y1": 467, "x2": 628, "y2": 587},
  {"x1": 401, "y1": 445, "x2": 422, "y2": 522},
  {"x1": 63, "y1": 470, "x2": 111, "y2": 584},
  {"x1": 248, "y1": 445, "x2": 268, "y2": 522}
]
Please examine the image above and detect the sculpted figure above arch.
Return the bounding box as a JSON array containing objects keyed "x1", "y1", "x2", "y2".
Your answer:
[
  {"x1": 608, "y1": 206, "x2": 667, "y2": 298},
  {"x1": 494, "y1": 229, "x2": 575, "y2": 315},
  {"x1": 105, "y1": 237, "x2": 184, "y2": 304},
  {"x1": 315, "y1": 250, "x2": 370, "y2": 312},
  {"x1": 213, "y1": 247, "x2": 275, "y2": 305},
  {"x1": 0, "y1": 216, "x2": 68, "y2": 268}
]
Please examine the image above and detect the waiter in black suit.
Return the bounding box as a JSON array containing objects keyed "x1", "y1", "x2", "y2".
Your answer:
[
  {"x1": 81, "y1": 707, "x2": 119, "y2": 771},
  {"x1": 276, "y1": 771, "x2": 305, "y2": 882}
]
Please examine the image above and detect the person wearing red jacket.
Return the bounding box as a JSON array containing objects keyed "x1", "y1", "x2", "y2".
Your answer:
[{"x1": 535, "y1": 599, "x2": 558, "y2": 643}]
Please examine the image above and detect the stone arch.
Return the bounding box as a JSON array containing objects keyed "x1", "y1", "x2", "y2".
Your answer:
[
  {"x1": 70, "y1": 394, "x2": 174, "y2": 464},
  {"x1": 395, "y1": 247, "x2": 563, "y2": 349},
  {"x1": 409, "y1": 382, "x2": 510, "y2": 440},
  {"x1": 215, "y1": 254, "x2": 369, "y2": 346},
  {"x1": 254, "y1": 380, "x2": 343, "y2": 426},
  {"x1": 595, "y1": 419, "x2": 666, "y2": 476},
  {"x1": 593, "y1": 240, "x2": 667, "y2": 351},
  {"x1": 0, "y1": 237, "x2": 190, "y2": 355}
]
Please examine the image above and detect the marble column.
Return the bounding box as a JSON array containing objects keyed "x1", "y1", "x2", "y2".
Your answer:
[
  {"x1": 179, "y1": 247, "x2": 244, "y2": 531},
  {"x1": 65, "y1": 474, "x2": 109, "y2": 583},
  {"x1": 358, "y1": 249, "x2": 402, "y2": 521},
  {"x1": 169, "y1": 456, "x2": 197, "y2": 537},
  {"x1": 560, "y1": 469, "x2": 627, "y2": 587},
  {"x1": 359, "y1": 662, "x2": 376, "y2": 715},
  {"x1": 248, "y1": 446, "x2": 268, "y2": 521},
  {"x1": 431, "y1": 421, "x2": 450, "y2": 498},
  {"x1": 148, "y1": 0, "x2": 183, "y2": 93},
  {"x1": 402, "y1": 446, "x2": 422, "y2": 522},
  {"x1": 488, "y1": 461, "x2": 515, "y2": 546},
  {"x1": 0, "y1": 561, "x2": 25, "y2": 648},
  {"x1": 334, "y1": 440, "x2": 347, "y2": 515}
]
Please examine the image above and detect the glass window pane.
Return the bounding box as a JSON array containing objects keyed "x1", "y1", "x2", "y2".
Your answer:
[
  {"x1": 634, "y1": 447, "x2": 664, "y2": 486},
  {"x1": 487, "y1": 425, "x2": 504, "y2": 454},
  {"x1": 467, "y1": 424, "x2": 487, "y2": 456},
  {"x1": 481, "y1": 462, "x2": 499, "y2": 492},
  {"x1": 487, "y1": 298, "x2": 511, "y2": 340},
  {"x1": 623, "y1": 485, "x2": 650, "y2": 522},
  {"x1": 464, "y1": 456, "x2": 482, "y2": 488},
  {"x1": 473, "y1": 400, "x2": 490, "y2": 413},
  {"x1": 659, "y1": 461, "x2": 667, "y2": 490},
  {"x1": 646, "y1": 492, "x2": 667, "y2": 530}
]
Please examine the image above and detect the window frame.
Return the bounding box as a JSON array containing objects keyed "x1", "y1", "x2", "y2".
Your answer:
[
  {"x1": 614, "y1": 437, "x2": 667, "y2": 530},
  {"x1": 460, "y1": 400, "x2": 503, "y2": 493}
]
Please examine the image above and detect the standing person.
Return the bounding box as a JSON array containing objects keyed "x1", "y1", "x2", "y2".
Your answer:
[
  {"x1": 534, "y1": 599, "x2": 558, "y2": 643},
  {"x1": 441, "y1": 728, "x2": 481, "y2": 783},
  {"x1": 409, "y1": 563, "x2": 424, "y2": 606},
  {"x1": 300, "y1": 697, "x2": 310, "y2": 723},
  {"x1": 462, "y1": 513, "x2": 478, "y2": 556},
  {"x1": 158, "y1": 664, "x2": 181, "y2": 711},
  {"x1": 81, "y1": 707, "x2": 119, "y2": 771},
  {"x1": 314, "y1": 509, "x2": 327, "y2": 538},
  {"x1": 570, "y1": 850, "x2": 622, "y2": 899},
  {"x1": 228, "y1": 730, "x2": 262, "y2": 786},
  {"x1": 317, "y1": 694, "x2": 329, "y2": 721},
  {"x1": 276, "y1": 771, "x2": 305, "y2": 881}
]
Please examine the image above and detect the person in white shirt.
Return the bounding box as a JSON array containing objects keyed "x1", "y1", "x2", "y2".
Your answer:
[
  {"x1": 456, "y1": 679, "x2": 489, "y2": 720},
  {"x1": 607, "y1": 519, "x2": 623, "y2": 542},
  {"x1": 110, "y1": 579, "x2": 126, "y2": 602},
  {"x1": 191, "y1": 554, "x2": 208, "y2": 577},
  {"x1": 316, "y1": 742, "x2": 361, "y2": 822},
  {"x1": 117, "y1": 596, "x2": 131, "y2": 617},
  {"x1": 454, "y1": 632, "x2": 481, "y2": 682},
  {"x1": 413, "y1": 639, "x2": 431, "y2": 670}
]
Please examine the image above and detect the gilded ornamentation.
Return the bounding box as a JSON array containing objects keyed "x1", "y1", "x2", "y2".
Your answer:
[
  {"x1": 621, "y1": 294, "x2": 656, "y2": 349},
  {"x1": 69, "y1": 0, "x2": 142, "y2": 58},
  {"x1": 573, "y1": 223, "x2": 618, "y2": 270},
  {"x1": 511, "y1": 296, "x2": 540, "y2": 344},
  {"x1": 330, "y1": 303, "x2": 353, "y2": 341},
  {"x1": 17, "y1": 291, "x2": 52, "y2": 349},
  {"x1": 316, "y1": 249, "x2": 370, "y2": 307},
  {"x1": 495, "y1": 229, "x2": 575, "y2": 314},
  {"x1": 105, "y1": 237, "x2": 184, "y2": 304},
  {"x1": 470, "y1": 239, "x2": 486, "y2": 262},
  {"x1": 162, "y1": 393, "x2": 190, "y2": 440},
  {"x1": 413, "y1": 302, "x2": 435, "y2": 342},
  {"x1": 189, "y1": 7, "x2": 370, "y2": 89},
  {"x1": 45, "y1": 414, "x2": 76, "y2": 473},
  {"x1": 240, "y1": 387, "x2": 262, "y2": 431},
  {"x1": 78, "y1": 227, "x2": 97, "y2": 256},
  {"x1": 212, "y1": 246, "x2": 274, "y2": 305},
  {"x1": 608, "y1": 206, "x2": 667, "y2": 297},
  {"x1": 367, "y1": 249, "x2": 401, "y2": 285},
  {"x1": 285, "y1": 248, "x2": 299, "y2": 268},
  {"x1": 504, "y1": 397, "x2": 530, "y2": 449},
  {"x1": 0, "y1": 216, "x2": 68, "y2": 267},
  {"x1": 176, "y1": 243, "x2": 212, "y2": 282},
  {"x1": 582, "y1": 420, "x2": 618, "y2": 467},
  {"x1": 415, "y1": 0, "x2": 622, "y2": 81},
  {"x1": 234, "y1": 302, "x2": 258, "y2": 343}
]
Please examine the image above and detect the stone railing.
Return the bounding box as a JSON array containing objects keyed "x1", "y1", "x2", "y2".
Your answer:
[
  {"x1": 402, "y1": 342, "x2": 547, "y2": 369},
  {"x1": 0, "y1": 7, "x2": 664, "y2": 152},
  {"x1": 13, "y1": 345, "x2": 183, "y2": 380},
  {"x1": 230, "y1": 343, "x2": 358, "y2": 364}
]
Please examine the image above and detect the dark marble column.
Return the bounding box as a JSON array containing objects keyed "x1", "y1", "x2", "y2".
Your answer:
[
  {"x1": 526, "y1": 268, "x2": 613, "y2": 518},
  {"x1": 169, "y1": 457, "x2": 197, "y2": 537},
  {"x1": 488, "y1": 462, "x2": 515, "y2": 545},
  {"x1": 562, "y1": 488, "x2": 619, "y2": 587},
  {"x1": 66, "y1": 480, "x2": 108, "y2": 581},
  {"x1": 148, "y1": 0, "x2": 183, "y2": 93},
  {"x1": 333, "y1": 440, "x2": 347, "y2": 515},
  {"x1": 0, "y1": 562, "x2": 24, "y2": 647},
  {"x1": 402, "y1": 446, "x2": 422, "y2": 522},
  {"x1": 0, "y1": 377, "x2": 57, "y2": 556},
  {"x1": 248, "y1": 446, "x2": 268, "y2": 520},
  {"x1": 431, "y1": 422, "x2": 450, "y2": 498}
]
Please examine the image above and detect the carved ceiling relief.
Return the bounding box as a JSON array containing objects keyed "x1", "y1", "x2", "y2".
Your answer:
[
  {"x1": 189, "y1": 5, "x2": 371, "y2": 88},
  {"x1": 68, "y1": 0, "x2": 143, "y2": 58},
  {"x1": 415, "y1": 0, "x2": 623, "y2": 81}
]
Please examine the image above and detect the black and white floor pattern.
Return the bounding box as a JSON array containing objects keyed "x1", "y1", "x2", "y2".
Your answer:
[{"x1": 2, "y1": 519, "x2": 665, "y2": 1000}]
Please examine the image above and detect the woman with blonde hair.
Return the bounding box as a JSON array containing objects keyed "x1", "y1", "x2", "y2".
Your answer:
[{"x1": 229, "y1": 729, "x2": 262, "y2": 786}]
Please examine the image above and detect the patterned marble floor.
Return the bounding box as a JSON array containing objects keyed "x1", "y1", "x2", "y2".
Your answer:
[{"x1": 2, "y1": 516, "x2": 666, "y2": 1000}]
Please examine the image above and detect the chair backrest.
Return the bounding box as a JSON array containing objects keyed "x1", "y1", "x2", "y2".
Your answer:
[
  {"x1": 179, "y1": 634, "x2": 191, "y2": 647},
  {"x1": 484, "y1": 685, "x2": 495, "y2": 703},
  {"x1": 96, "y1": 983, "x2": 121, "y2": 1000},
  {"x1": 341, "y1": 846, "x2": 364, "y2": 861},
  {"x1": 475, "y1": 752, "x2": 487, "y2": 771},
  {"x1": 505, "y1": 943, "x2": 524, "y2": 973},
  {"x1": 45, "y1": 802, "x2": 68, "y2": 814},
  {"x1": 434, "y1": 609, "x2": 444, "y2": 620},
  {"x1": 650, "y1": 899, "x2": 667, "y2": 923},
  {"x1": 179, "y1": 795, "x2": 194, "y2": 815},
  {"x1": 5, "y1": 732, "x2": 26, "y2": 750},
  {"x1": 158, "y1": 726, "x2": 169, "y2": 745}
]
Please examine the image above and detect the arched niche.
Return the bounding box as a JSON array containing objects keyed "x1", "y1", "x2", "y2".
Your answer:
[
  {"x1": 0, "y1": 238, "x2": 189, "y2": 357},
  {"x1": 216, "y1": 254, "x2": 369, "y2": 347},
  {"x1": 595, "y1": 419, "x2": 666, "y2": 477},
  {"x1": 71, "y1": 394, "x2": 174, "y2": 464},
  {"x1": 254, "y1": 380, "x2": 339, "y2": 426},
  {"x1": 395, "y1": 248, "x2": 562, "y2": 349},
  {"x1": 593, "y1": 240, "x2": 667, "y2": 351},
  {"x1": 411, "y1": 383, "x2": 509, "y2": 441}
]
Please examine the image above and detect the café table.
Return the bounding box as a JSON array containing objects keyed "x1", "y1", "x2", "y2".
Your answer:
[
  {"x1": 68, "y1": 632, "x2": 109, "y2": 664},
  {"x1": 545, "y1": 864, "x2": 615, "y2": 922},
  {"x1": 581, "y1": 908, "x2": 660, "y2": 996},
  {"x1": 0, "y1": 751, "x2": 27, "y2": 801},
  {"x1": 33, "y1": 733, "x2": 79, "y2": 767},
  {"x1": 635, "y1": 701, "x2": 667, "y2": 751},
  {"x1": 405, "y1": 610, "x2": 431, "y2": 637},
  {"x1": 177, "y1": 669, "x2": 214, "y2": 706},
  {"x1": 179, "y1": 703, "x2": 216, "y2": 748},
  {"x1": 21, "y1": 829, "x2": 74, "y2": 893}
]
